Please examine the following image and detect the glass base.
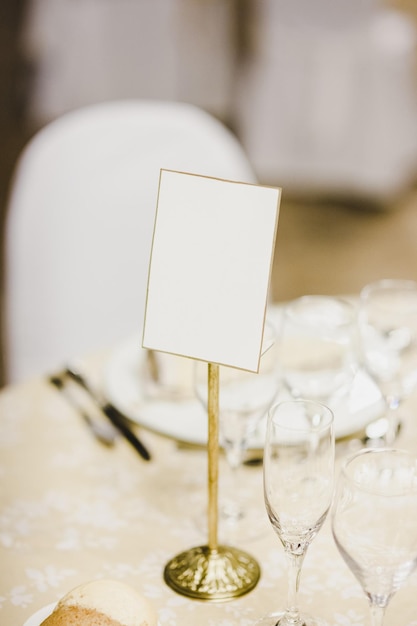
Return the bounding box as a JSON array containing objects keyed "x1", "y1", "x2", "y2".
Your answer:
[
  {"x1": 194, "y1": 502, "x2": 270, "y2": 544},
  {"x1": 255, "y1": 611, "x2": 329, "y2": 626},
  {"x1": 219, "y1": 500, "x2": 270, "y2": 543}
]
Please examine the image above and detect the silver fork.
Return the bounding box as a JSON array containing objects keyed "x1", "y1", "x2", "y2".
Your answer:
[{"x1": 49, "y1": 374, "x2": 118, "y2": 447}]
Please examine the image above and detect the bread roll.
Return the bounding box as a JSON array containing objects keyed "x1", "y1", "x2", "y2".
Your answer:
[{"x1": 40, "y1": 579, "x2": 157, "y2": 626}]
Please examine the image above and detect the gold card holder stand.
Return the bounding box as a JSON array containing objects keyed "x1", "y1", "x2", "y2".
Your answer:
[{"x1": 164, "y1": 363, "x2": 261, "y2": 601}]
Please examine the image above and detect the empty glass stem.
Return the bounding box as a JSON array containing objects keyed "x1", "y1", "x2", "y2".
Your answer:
[
  {"x1": 369, "y1": 602, "x2": 386, "y2": 626},
  {"x1": 222, "y1": 439, "x2": 245, "y2": 521},
  {"x1": 282, "y1": 552, "x2": 305, "y2": 625}
]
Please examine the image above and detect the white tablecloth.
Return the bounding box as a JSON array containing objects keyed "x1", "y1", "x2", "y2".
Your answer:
[{"x1": 1, "y1": 353, "x2": 417, "y2": 625}]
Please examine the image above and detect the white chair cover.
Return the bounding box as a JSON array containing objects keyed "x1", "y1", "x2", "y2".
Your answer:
[{"x1": 4, "y1": 99, "x2": 256, "y2": 384}]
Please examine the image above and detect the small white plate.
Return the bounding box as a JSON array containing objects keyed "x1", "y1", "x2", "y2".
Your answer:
[
  {"x1": 103, "y1": 335, "x2": 385, "y2": 446},
  {"x1": 23, "y1": 603, "x2": 56, "y2": 626}
]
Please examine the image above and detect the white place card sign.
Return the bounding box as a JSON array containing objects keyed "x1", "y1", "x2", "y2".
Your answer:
[{"x1": 142, "y1": 169, "x2": 281, "y2": 372}]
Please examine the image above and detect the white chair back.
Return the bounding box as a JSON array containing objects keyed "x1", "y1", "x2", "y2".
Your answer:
[{"x1": 4, "y1": 100, "x2": 256, "y2": 384}]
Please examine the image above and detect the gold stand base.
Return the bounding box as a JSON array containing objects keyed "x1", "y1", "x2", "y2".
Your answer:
[{"x1": 163, "y1": 544, "x2": 261, "y2": 601}]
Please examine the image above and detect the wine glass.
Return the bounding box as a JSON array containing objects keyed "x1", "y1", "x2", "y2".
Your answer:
[
  {"x1": 331, "y1": 448, "x2": 417, "y2": 626},
  {"x1": 357, "y1": 279, "x2": 417, "y2": 444},
  {"x1": 278, "y1": 295, "x2": 357, "y2": 409},
  {"x1": 194, "y1": 319, "x2": 280, "y2": 542},
  {"x1": 256, "y1": 399, "x2": 335, "y2": 626}
]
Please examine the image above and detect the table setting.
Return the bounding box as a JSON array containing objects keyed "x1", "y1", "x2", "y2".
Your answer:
[
  {"x1": 1, "y1": 285, "x2": 416, "y2": 626},
  {"x1": 1, "y1": 170, "x2": 417, "y2": 625}
]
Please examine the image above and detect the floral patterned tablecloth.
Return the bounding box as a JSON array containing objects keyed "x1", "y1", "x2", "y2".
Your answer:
[{"x1": 1, "y1": 355, "x2": 417, "y2": 626}]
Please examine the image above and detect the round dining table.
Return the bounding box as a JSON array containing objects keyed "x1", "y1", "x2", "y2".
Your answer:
[{"x1": 1, "y1": 325, "x2": 417, "y2": 626}]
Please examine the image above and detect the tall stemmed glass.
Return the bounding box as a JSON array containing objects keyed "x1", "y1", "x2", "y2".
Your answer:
[
  {"x1": 194, "y1": 320, "x2": 279, "y2": 541},
  {"x1": 278, "y1": 295, "x2": 357, "y2": 409},
  {"x1": 332, "y1": 448, "x2": 417, "y2": 626},
  {"x1": 256, "y1": 399, "x2": 335, "y2": 626},
  {"x1": 358, "y1": 279, "x2": 417, "y2": 444}
]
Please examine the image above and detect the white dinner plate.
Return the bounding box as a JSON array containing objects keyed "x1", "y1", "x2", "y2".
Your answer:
[
  {"x1": 23, "y1": 603, "x2": 161, "y2": 626},
  {"x1": 103, "y1": 335, "x2": 386, "y2": 447}
]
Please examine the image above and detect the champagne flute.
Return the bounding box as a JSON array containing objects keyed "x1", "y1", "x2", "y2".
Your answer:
[
  {"x1": 278, "y1": 295, "x2": 357, "y2": 408},
  {"x1": 194, "y1": 320, "x2": 279, "y2": 541},
  {"x1": 332, "y1": 448, "x2": 417, "y2": 626},
  {"x1": 358, "y1": 279, "x2": 417, "y2": 444},
  {"x1": 256, "y1": 399, "x2": 335, "y2": 626}
]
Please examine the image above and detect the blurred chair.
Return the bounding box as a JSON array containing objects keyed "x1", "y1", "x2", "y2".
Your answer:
[
  {"x1": 3, "y1": 99, "x2": 256, "y2": 385},
  {"x1": 22, "y1": 0, "x2": 237, "y2": 128},
  {"x1": 235, "y1": 1, "x2": 417, "y2": 202}
]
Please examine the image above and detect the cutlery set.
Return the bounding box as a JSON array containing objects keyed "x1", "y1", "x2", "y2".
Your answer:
[
  {"x1": 49, "y1": 374, "x2": 117, "y2": 447},
  {"x1": 48, "y1": 367, "x2": 151, "y2": 461},
  {"x1": 48, "y1": 357, "x2": 398, "y2": 465}
]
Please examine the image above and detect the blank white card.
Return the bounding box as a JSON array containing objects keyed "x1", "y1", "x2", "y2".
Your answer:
[{"x1": 142, "y1": 170, "x2": 281, "y2": 372}]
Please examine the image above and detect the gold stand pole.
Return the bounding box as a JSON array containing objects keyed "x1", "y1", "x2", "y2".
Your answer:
[
  {"x1": 163, "y1": 362, "x2": 261, "y2": 601},
  {"x1": 208, "y1": 361, "x2": 219, "y2": 552}
]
